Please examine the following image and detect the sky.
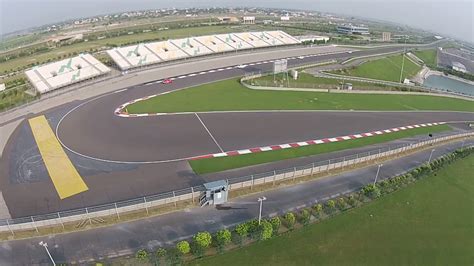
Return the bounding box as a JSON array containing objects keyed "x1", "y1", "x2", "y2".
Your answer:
[{"x1": 0, "y1": 0, "x2": 473, "y2": 43}]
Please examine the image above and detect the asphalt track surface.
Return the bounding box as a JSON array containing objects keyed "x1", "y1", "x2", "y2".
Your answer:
[{"x1": 1, "y1": 42, "x2": 473, "y2": 218}]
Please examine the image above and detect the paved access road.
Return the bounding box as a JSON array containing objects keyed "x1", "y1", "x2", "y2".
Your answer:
[
  {"x1": 1, "y1": 40, "x2": 472, "y2": 219},
  {"x1": 0, "y1": 139, "x2": 470, "y2": 265}
]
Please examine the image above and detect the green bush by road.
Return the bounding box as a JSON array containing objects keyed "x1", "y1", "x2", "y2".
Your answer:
[
  {"x1": 332, "y1": 54, "x2": 421, "y2": 82},
  {"x1": 125, "y1": 79, "x2": 474, "y2": 114},
  {"x1": 192, "y1": 150, "x2": 474, "y2": 266},
  {"x1": 190, "y1": 124, "x2": 451, "y2": 174}
]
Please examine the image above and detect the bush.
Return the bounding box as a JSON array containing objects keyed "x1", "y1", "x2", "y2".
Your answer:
[
  {"x1": 269, "y1": 216, "x2": 281, "y2": 235},
  {"x1": 283, "y1": 212, "x2": 296, "y2": 229},
  {"x1": 215, "y1": 229, "x2": 232, "y2": 251},
  {"x1": 311, "y1": 204, "x2": 323, "y2": 218},
  {"x1": 156, "y1": 248, "x2": 167, "y2": 258},
  {"x1": 325, "y1": 200, "x2": 336, "y2": 214},
  {"x1": 336, "y1": 197, "x2": 347, "y2": 211},
  {"x1": 258, "y1": 220, "x2": 273, "y2": 240},
  {"x1": 362, "y1": 184, "x2": 381, "y2": 199},
  {"x1": 347, "y1": 194, "x2": 358, "y2": 207},
  {"x1": 135, "y1": 249, "x2": 149, "y2": 262},
  {"x1": 192, "y1": 231, "x2": 212, "y2": 257},
  {"x1": 298, "y1": 209, "x2": 311, "y2": 225},
  {"x1": 176, "y1": 240, "x2": 190, "y2": 255}
]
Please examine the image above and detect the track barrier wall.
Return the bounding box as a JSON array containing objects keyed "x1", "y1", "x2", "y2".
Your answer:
[{"x1": 0, "y1": 132, "x2": 472, "y2": 234}]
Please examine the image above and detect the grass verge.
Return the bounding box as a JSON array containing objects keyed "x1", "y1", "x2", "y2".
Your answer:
[
  {"x1": 413, "y1": 49, "x2": 437, "y2": 67},
  {"x1": 125, "y1": 79, "x2": 474, "y2": 114},
  {"x1": 191, "y1": 150, "x2": 474, "y2": 266},
  {"x1": 190, "y1": 124, "x2": 451, "y2": 174},
  {"x1": 331, "y1": 54, "x2": 421, "y2": 82}
]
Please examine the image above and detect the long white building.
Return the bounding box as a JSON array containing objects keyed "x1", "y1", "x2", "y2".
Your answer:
[
  {"x1": 25, "y1": 54, "x2": 111, "y2": 94},
  {"x1": 106, "y1": 30, "x2": 300, "y2": 70}
]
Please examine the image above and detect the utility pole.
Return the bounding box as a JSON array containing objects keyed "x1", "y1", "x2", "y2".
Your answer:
[
  {"x1": 428, "y1": 149, "x2": 435, "y2": 164},
  {"x1": 39, "y1": 241, "x2": 56, "y2": 266},
  {"x1": 258, "y1": 196, "x2": 267, "y2": 224},
  {"x1": 374, "y1": 164, "x2": 383, "y2": 186},
  {"x1": 399, "y1": 36, "x2": 407, "y2": 83}
]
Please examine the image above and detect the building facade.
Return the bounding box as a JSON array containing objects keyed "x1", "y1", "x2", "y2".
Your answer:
[
  {"x1": 382, "y1": 32, "x2": 391, "y2": 42},
  {"x1": 337, "y1": 24, "x2": 369, "y2": 35}
]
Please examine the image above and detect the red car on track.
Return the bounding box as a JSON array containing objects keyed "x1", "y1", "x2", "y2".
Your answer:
[{"x1": 162, "y1": 78, "x2": 173, "y2": 84}]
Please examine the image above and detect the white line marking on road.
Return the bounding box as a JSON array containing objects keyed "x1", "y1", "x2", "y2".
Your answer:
[{"x1": 195, "y1": 113, "x2": 224, "y2": 153}]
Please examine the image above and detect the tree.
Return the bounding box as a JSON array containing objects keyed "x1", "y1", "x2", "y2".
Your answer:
[
  {"x1": 176, "y1": 240, "x2": 190, "y2": 255},
  {"x1": 135, "y1": 249, "x2": 149, "y2": 262},
  {"x1": 283, "y1": 212, "x2": 296, "y2": 230},
  {"x1": 362, "y1": 184, "x2": 381, "y2": 199},
  {"x1": 269, "y1": 216, "x2": 281, "y2": 235}
]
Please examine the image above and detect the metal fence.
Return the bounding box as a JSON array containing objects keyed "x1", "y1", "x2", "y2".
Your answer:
[{"x1": 0, "y1": 131, "x2": 471, "y2": 234}]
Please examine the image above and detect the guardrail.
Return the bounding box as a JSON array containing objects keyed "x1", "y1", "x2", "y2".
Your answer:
[{"x1": 0, "y1": 131, "x2": 472, "y2": 235}]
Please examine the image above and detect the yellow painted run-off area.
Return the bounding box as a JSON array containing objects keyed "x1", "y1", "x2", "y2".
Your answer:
[{"x1": 28, "y1": 115, "x2": 88, "y2": 199}]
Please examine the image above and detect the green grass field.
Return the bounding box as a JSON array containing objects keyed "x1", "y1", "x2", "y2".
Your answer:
[
  {"x1": 334, "y1": 54, "x2": 422, "y2": 82},
  {"x1": 252, "y1": 72, "x2": 412, "y2": 91},
  {"x1": 413, "y1": 49, "x2": 438, "y2": 67},
  {"x1": 190, "y1": 124, "x2": 451, "y2": 174},
  {"x1": 192, "y1": 153, "x2": 474, "y2": 266},
  {"x1": 126, "y1": 79, "x2": 474, "y2": 114}
]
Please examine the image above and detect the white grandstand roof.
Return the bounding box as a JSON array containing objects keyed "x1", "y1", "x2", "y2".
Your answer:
[
  {"x1": 25, "y1": 54, "x2": 111, "y2": 94},
  {"x1": 107, "y1": 31, "x2": 300, "y2": 70}
]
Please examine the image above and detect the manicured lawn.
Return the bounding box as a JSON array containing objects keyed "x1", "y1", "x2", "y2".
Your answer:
[
  {"x1": 125, "y1": 79, "x2": 474, "y2": 114},
  {"x1": 413, "y1": 49, "x2": 438, "y2": 67},
  {"x1": 333, "y1": 54, "x2": 422, "y2": 82},
  {"x1": 190, "y1": 124, "x2": 451, "y2": 174},
  {"x1": 192, "y1": 153, "x2": 474, "y2": 266}
]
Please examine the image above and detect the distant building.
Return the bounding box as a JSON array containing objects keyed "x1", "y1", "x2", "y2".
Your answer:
[
  {"x1": 337, "y1": 24, "x2": 369, "y2": 35},
  {"x1": 218, "y1": 17, "x2": 239, "y2": 23},
  {"x1": 242, "y1": 16, "x2": 255, "y2": 24},
  {"x1": 262, "y1": 20, "x2": 274, "y2": 25},
  {"x1": 382, "y1": 32, "x2": 391, "y2": 42},
  {"x1": 281, "y1": 15, "x2": 290, "y2": 21},
  {"x1": 297, "y1": 35, "x2": 330, "y2": 43},
  {"x1": 0, "y1": 83, "x2": 5, "y2": 92},
  {"x1": 452, "y1": 62, "x2": 467, "y2": 73}
]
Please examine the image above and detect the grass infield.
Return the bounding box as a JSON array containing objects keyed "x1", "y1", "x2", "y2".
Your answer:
[
  {"x1": 413, "y1": 49, "x2": 437, "y2": 67},
  {"x1": 192, "y1": 152, "x2": 474, "y2": 266},
  {"x1": 125, "y1": 79, "x2": 474, "y2": 114},
  {"x1": 189, "y1": 124, "x2": 451, "y2": 174}
]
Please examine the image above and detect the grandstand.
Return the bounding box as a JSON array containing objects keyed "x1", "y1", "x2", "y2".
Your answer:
[
  {"x1": 107, "y1": 31, "x2": 300, "y2": 70},
  {"x1": 25, "y1": 54, "x2": 111, "y2": 94}
]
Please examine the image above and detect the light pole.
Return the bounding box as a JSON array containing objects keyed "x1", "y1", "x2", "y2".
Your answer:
[
  {"x1": 399, "y1": 36, "x2": 407, "y2": 83},
  {"x1": 39, "y1": 241, "x2": 56, "y2": 266},
  {"x1": 428, "y1": 149, "x2": 435, "y2": 164},
  {"x1": 258, "y1": 196, "x2": 267, "y2": 225},
  {"x1": 374, "y1": 164, "x2": 383, "y2": 186}
]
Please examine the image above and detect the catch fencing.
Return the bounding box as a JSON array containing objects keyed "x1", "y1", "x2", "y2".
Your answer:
[{"x1": 0, "y1": 132, "x2": 472, "y2": 234}]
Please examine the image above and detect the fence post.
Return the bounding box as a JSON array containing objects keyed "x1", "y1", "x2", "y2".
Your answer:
[
  {"x1": 251, "y1": 175, "x2": 254, "y2": 190},
  {"x1": 114, "y1": 203, "x2": 120, "y2": 220},
  {"x1": 57, "y1": 212, "x2": 65, "y2": 230},
  {"x1": 173, "y1": 191, "x2": 177, "y2": 208},
  {"x1": 6, "y1": 219, "x2": 14, "y2": 236},
  {"x1": 292, "y1": 167, "x2": 297, "y2": 182},
  {"x1": 327, "y1": 159, "x2": 331, "y2": 173},
  {"x1": 191, "y1": 187, "x2": 195, "y2": 204},
  {"x1": 273, "y1": 170, "x2": 276, "y2": 186},
  {"x1": 31, "y1": 217, "x2": 38, "y2": 233},
  {"x1": 85, "y1": 208, "x2": 92, "y2": 225},
  {"x1": 143, "y1": 197, "x2": 149, "y2": 215},
  {"x1": 342, "y1": 156, "x2": 345, "y2": 170},
  {"x1": 310, "y1": 163, "x2": 315, "y2": 176}
]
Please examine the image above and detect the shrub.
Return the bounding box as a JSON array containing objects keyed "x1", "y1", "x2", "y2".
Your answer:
[
  {"x1": 325, "y1": 200, "x2": 336, "y2": 214},
  {"x1": 283, "y1": 212, "x2": 296, "y2": 229},
  {"x1": 234, "y1": 222, "x2": 249, "y2": 246},
  {"x1": 347, "y1": 194, "x2": 357, "y2": 207},
  {"x1": 336, "y1": 197, "x2": 347, "y2": 211},
  {"x1": 312, "y1": 203, "x2": 323, "y2": 218},
  {"x1": 362, "y1": 184, "x2": 381, "y2": 199},
  {"x1": 176, "y1": 240, "x2": 190, "y2": 255},
  {"x1": 156, "y1": 248, "x2": 167, "y2": 258},
  {"x1": 192, "y1": 231, "x2": 212, "y2": 257},
  {"x1": 135, "y1": 249, "x2": 149, "y2": 262},
  {"x1": 258, "y1": 220, "x2": 273, "y2": 240},
  {"x1": 299, "y1": 209, "x2": 311, "y2": 225},
  {"x1": 215, "y1": 229, "x2": 232, "y2": 250},
  {"x1": 269, "y1": 216, "x2": 281, "y2": 235}
]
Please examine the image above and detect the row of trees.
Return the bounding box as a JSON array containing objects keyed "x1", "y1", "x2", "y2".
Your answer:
[{"x1": 129, "y1": 146, "x2": 473, "y2": 265}]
